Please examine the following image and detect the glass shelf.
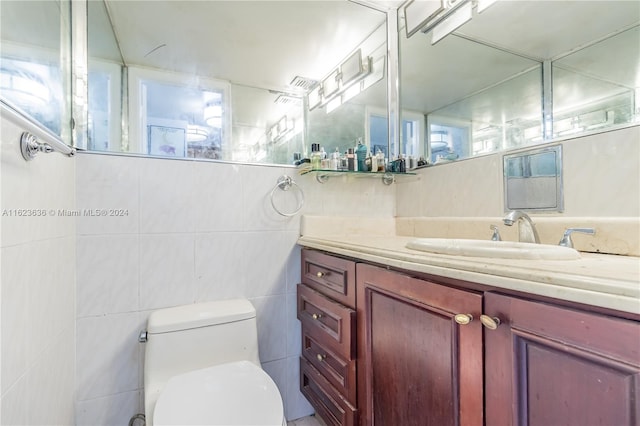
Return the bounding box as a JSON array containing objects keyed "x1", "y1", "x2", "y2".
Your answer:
[{"x1": 299, "y1": 169, "x2": 418, "y2": 185}]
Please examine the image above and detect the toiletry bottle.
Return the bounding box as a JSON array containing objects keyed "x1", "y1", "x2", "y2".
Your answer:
[
  {"x1": 311, "y1": 143, "x2": 321, "y2": 170},
  {"x1": 340, "y1": 151, "x2": 348, "y2": 171},
  {"x1": 376, "y1": 149, "x2": 385, "y2": 172},
  {"x1": 356, "y1": 140, "x2": 367, "y2": 172},
  {"x1": 347, "y1": 148, "x2": 355, "y2": 171},
  {"x1": 331, "y1": 148, "x2": 340, "y2": 170}
]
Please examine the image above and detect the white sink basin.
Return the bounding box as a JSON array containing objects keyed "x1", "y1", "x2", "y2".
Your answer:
[{"x1": 406, "y1": 238, "x2": 580, "y2": 260}]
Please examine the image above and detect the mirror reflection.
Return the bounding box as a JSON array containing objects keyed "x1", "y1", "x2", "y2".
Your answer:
[
  {"x1": 86, "y1": 0, "x2": 388, "y2": 165},
  {"x1": 400, "y1": 0, "x2": 640, "y2": 166},
  {"x1": 306, "y1": 20, "x2": 388, "y2": 166},
  {"x1": 0, "y1": 0, "x2": 71, "y2": 138}
]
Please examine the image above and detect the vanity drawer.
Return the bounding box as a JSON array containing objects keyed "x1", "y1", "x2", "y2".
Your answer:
[
  {"x1": 302, "y1": 330, "x2": 356, "y2": 405},
  {"x1": 300, "y1": 357, "x2": 357, "y2": 426},
  {"x1": 297, "y1": 284, "x2": 356, "y2": 360},
  {"x1": 301, "y1": 249, "x2": 356, "y2": 309}
]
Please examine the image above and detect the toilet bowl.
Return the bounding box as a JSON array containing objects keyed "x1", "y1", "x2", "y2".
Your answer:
[
  {"x1": 143, "y1": 299, "x2": 286, "y2": 426},
  {"x1": 154, "y1": 361, "x2": 284, "y2": 426}
]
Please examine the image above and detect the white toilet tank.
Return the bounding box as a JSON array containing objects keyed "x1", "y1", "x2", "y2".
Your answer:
[{"x1": 143, "y1": 299, "x2": 261, "y2": 421}]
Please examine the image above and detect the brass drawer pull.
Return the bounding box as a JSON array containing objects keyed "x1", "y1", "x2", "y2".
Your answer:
[
  {"x1": 316, "y1": 353, "x2": 326, "y2": 362},
  {"x1": 480, "y1": 314, "x2": 502, "y2": 330},
  {"x1": 316, "y1": 271, "x2": 330, "y2": 278},
  {"x1": 312, "y1": 313, "x2": 323, "y2": 320},
  {"x1": 454, "y1": 313, "x2": 473, "y2": 325}
]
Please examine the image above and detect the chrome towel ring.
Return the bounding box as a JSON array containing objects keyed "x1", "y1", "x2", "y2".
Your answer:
[{"x1": 270, "y1": 175, "x2": 304, "y2": 217}]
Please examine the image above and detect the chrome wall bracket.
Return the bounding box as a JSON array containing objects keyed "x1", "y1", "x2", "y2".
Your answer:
[
  {"x1": 270, "y1": 175, "x2": 305, "y2": 217},
  {"x1": 381, "y1": 172, "x2": 395, "y2": 185},
  {"x1": 20, "y1": 132, "x2": 76, "y2": 161}
]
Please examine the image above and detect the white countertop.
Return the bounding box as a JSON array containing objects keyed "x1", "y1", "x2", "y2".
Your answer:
[{"x1": 297, "y1": 233, "x2": 640, "y2": 315}]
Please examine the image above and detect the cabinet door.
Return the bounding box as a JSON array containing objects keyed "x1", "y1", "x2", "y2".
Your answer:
[
  {"x1": 356, "y1": 264, "x2": 483, "y2": 426},
  {"x1": 484, "y1": 292, "x2": 640, "y2": 426}
]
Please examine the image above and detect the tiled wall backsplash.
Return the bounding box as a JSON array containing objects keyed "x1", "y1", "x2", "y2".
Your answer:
[
  {"x1": 75, "y1": 154, "x2": 306, "y2": 424},
  {"x1": 396, "y1": 126, "x2": 640, "y2": 255},
  {"x1": 1, "y1": 118, "x2": 76, "y2": 424},
  {"x1": 73, "y1": 153, "x2": 397, "y2": 424}
]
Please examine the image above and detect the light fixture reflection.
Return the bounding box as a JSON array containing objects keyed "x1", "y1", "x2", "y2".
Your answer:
[
  {"x1": 322, "y1": 70, "x2": 340, "y2": 100},
  {"x1": 307, "y1": 86, "x2": 322, "y2": 110},
  {"x1": 431, "y1": 1, "x2": 473, "y2": 44},
  {"x1": 477, "y1": 0, "x2": 498, "y2": 13},
  {"x1": 186, "y1": 125, "x2": 209, "y2": 142},
  {"x1": 267, "y1": 115, "x2": 295, "y2": 143},
  {"x1": 307, "y1": 50, "x2": 374, "y2": 113},
  {"x1": 340, "y1": 49, "x2": 364, "y2": 87},
  {"x1": 204, "y1": 104, "x2": 222, "y2": 128}
]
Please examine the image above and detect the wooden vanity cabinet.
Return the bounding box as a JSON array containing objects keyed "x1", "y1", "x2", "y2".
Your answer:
[
  {"x1": 356, "y1": 263, "x2": 484, "y2": 426},
  {"x1": 484, "y1": 292, "x2": 640, "y2": 426},
  {"x1": 298, "y1": 249, "x2": 358, "y2": 426},
  {"x1": 299, "y1": 249, "x2": 640, "y2": 426}
]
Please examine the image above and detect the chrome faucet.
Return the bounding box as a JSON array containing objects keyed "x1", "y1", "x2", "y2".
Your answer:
[
  {"x1": 558, "y1": 228, "x2": 595, "y2": 248},
  {"x1": 503, "y1": 210, "x2": 540, "y2": 244},
  {"x1": 489, "y1": 225, "x2": 502, "y2": 241}
]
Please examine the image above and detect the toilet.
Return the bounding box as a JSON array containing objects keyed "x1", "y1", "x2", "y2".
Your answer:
[{"x1": 142, "y1": 299, "x2": 286, "y2": 426}]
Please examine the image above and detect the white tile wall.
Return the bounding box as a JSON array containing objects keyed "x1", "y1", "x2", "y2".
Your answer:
[
  {"x1": 74, "y1": 152, "x2": 396, "y2": 423},
  {"x1": 76, "y1": 154, "x2": 365, "y2": 423},
  {"x1": 75, "y1": 390, "x2": 143, "y2": 426},
  {"x1": 1, "y1": 116, "x2": 76, "y2": 425},
  {"x1": 397, "y1": 126, "x2": 640, "y2": 219}
]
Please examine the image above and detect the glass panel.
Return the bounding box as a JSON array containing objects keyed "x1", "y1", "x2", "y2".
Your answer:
[
  {"x1": 87, "y1": 0, "x2": 124, "y2": 151},
  {"x1": 552, "y1": 26, "x2": 639, "y2": 138},
  {"x1": 230, "y1": 84, "x2": 304, "y2": 164},
  {"x1": 0, "y1": 0, "x2": 70, "y2": 137},
  {"x1": 128, "y1": 69, "x2": 231, "y2": 159},
  {"x1": 306, "y1": 18, "x2": 387, "y2": 167},
  {"x1": 87, "y1": 0, "x2": 388, "y2": 165},
  {"x1": 400, "y1": 1, "x2": 639, "y2": 168},
  {"x1": 431, "y1": 66, "x2": 543, "y2": 158},
  {"x1": 400, "y1": 20, "x2": 542, "y2": 165}
]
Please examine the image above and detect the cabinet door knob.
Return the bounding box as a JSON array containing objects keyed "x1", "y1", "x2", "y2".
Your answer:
[
  {"x1": 480, "y1": 314, "x2": 502, "y2": 330},
  {"x1": 454, "y1": 313, "x2": 473, "y2": 325},
  {"x1": 312, "y1": 313, "x2": 323, "y2": 320},
  {"x1": 316, "y1": 271, "x2": 327, "y2": 278},
  {"x1": 316, "y1": 353, "x2": 326, "y2": 362}
]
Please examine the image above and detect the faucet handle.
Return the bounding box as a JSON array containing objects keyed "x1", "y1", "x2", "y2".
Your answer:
[
  {"x1": 558, "y1": 228, "x2": 595, "y2": 248},
  {"x1": 490, "y1": 225, "x2": 502, "y2": 241}
]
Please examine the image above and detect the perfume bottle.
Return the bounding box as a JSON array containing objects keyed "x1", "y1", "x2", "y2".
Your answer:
[{"x1": 310, "y1": 143, "x2": 321, "y2": 170}]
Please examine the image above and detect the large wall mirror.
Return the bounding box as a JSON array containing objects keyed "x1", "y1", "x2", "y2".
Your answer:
[
  {"x1": 0, "y1": 0, "x2": 72, "y2": 141},
  {"x1": 86, "y1": 0, "x2": 388, "y2": 165},
  {"x1": 399, "y1": 0, "x2": 640, "y2": 165}
]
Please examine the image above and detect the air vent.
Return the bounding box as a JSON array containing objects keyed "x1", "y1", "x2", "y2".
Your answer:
[
  {"x1": 274, "y1": 95, "x2": 302, "y2": 105},
  {"x1": 289, "y1": 76, "x2": 318, "y2": 92}
]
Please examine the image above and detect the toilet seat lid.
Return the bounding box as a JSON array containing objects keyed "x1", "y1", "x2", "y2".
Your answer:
[{"x1": 153, "y1": 360, "x2": 284, "y2": 426}]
